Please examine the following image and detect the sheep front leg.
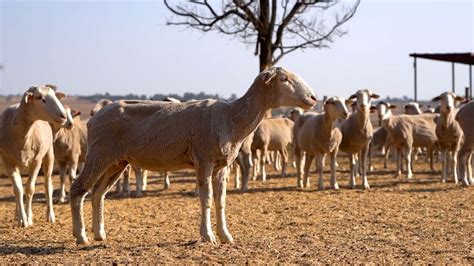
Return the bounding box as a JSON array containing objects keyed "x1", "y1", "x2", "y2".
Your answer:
[
  {"x1": 134, "y1": 167, "x2": 145, "y2": 197},
  {"x1": 360, "y1": 144, "x2": 370, "y2": 189},
  {"x1": 233, "y1": 162, "x2": 241, "y2": 189},
  {"x1": 42, "y1": 149, "x2": 56, "y2": 223},
  {"x1": 213, "y1": 167, "x2": 234, "y2": 244},
  {"x1": 453, "y1": 150, "x2": 459, "y2": 184},
  {"x1": 121, "y1": 166, "x2": 131, "y2": 196},
  {"x1": 8, "y1": 167, "x2": 28, "y2": 227},
  {"x1": 441, "y1": 150, "x2": 448, "y2": 183},
  {"x1": 315, "y1": 153, "x2": 324, "y2": 190},
  {"x1": 196, "y1": 162, "x2": 217, "y2": 244},
  {"x1": 404, "y1": 147, "x2": 413, "y2": 179},
  {"x1": 395, "y1": 147, "x2": 402, "y2": 177},
  {"x1": 330, "y1": 150, "x2": 339, "y2": 190},
  {"x1": 467, "y1": 153, "x2": 473, "y2": 185},
  {"x1": 349, "y1": 153, "x2": 356, "y2": 189},
  {"x1": 295, "y1": 148, "x2": 303, "y2": 188},
  {"x1": 24, "y1": 161, "x2": 41, "y2": 225},
  {"x1": 457, "y1": 147, "x2": 471, "y2": 186},
  {"x1": 280, "y1": 149, "x2": 288, "y2": 178},
  {"x1": 162, "y1": 171, "x2": 170, "y2": 190},
  {"x1": 303, "y1": 154, "x2": 314, "y2": 188}
]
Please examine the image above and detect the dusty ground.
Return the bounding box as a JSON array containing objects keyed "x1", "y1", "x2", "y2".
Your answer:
[{"x1": 0, "y1": 156, "x2": 472, "y2": 263}]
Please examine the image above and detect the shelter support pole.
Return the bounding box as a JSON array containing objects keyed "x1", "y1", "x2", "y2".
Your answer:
[
  {"x1": 452, "y1": 62, "x2": 455, "y2": 92},
  {"x1": 414, "y1": 57, "x2": 417, "y2": 101},
  {"x1": 470, "y1": 64, "x2": 472, "y2": 100}
]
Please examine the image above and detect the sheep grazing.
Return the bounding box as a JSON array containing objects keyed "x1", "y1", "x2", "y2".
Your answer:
[
  {"x1": 339, "y1": 89, "x2": 379, "y2": 189},
  {"x1": 53, "y1": 106, "x2": 87, "y2": 203},
  {"x1": 0, "y1": 86, "x2": 68, "y2": 227},
  {"x1": 70, "y1": 67, "x2": 316, "y2": 245},
  {"x1": 456, "y1": 101, "x2": 474, "y2": 185},
  {"x1": 251, "y1": 117, "x2": 294, "y2": 181},
  {"x1": 404, "y1": 102, "x2": 423, "y2": 115},
  {"x1": 380, "y1": 106, "x2": 439, "y2": 178},
  {"x1": 296, "y1": 96, "x2": 350, "y2": 190}
]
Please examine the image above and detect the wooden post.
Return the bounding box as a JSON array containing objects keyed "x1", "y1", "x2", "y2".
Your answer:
[{"x1": 413, "y1": 57, "x2": 417, "y2": 102}]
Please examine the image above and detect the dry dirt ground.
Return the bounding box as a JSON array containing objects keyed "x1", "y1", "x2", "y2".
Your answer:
[{"x1": 0, "y1": 156, "x2": 472, "y2": 264}]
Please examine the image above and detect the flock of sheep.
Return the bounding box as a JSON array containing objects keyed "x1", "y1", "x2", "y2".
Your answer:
[{"x1": 0, "y1": 67, "x2": 472, "y2": 247}]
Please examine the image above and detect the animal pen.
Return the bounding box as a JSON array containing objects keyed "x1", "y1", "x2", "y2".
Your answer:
[{"x1": 410, "y1": 52, "x2": 474, "y2": 101}]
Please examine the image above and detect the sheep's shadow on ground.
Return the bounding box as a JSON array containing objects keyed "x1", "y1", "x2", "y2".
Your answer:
[{"x1": 0, "y1": 245, "x2": 67, "y2": 255}]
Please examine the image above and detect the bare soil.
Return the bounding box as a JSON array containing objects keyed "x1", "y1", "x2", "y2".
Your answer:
[{"x1": 0, "y1": 156, "x2": 472, "y2": 263}]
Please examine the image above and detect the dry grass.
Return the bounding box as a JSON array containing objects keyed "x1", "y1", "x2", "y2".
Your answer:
[{"x1": 0, "y1": 156, "x2": 472, "y2": 263}]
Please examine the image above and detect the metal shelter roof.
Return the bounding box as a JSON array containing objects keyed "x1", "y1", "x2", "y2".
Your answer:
[{"x1": 410, "y1": 53, "x2": 474, "y2": 65}]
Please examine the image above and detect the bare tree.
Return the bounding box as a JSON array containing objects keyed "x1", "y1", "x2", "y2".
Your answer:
[{"x1": 164, "y1": 0, "x2": 360, "y2": 72}]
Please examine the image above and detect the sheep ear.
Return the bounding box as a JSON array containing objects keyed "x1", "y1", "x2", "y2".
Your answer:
[
  {"x1": 345, "y1": 99, "x2": 354, "y2": 106},
  {"x1": 262, "y1": 70, "x2": 277, "y2": 85},
  {"x1": 55, "y1": 92, "x2": 66, "y2": 100},
  {"x1": 24, "y1": 92, "x2": 34, "y2": 104},
  {"x1": 389, "y1": 104, "x2": 398, "y2": 109},
  {"x1": 71, "y1": 109, "x2": 81, "y2": 117},
  {"x1": 455, "y1": 96, "x2": 466, "y2": 102},
  {"x1": 348, "y1": 94, "x2": 357, "y2": 100},
  {"x1": 369, "y1": 106, "x2": 377, "y2": 113},
  {"x1": 419, "y1": 104, "x2": 423, "y2": 108},
  {"x1": 432, "y1": 96, "x2": 441, "y2": 102},
  {"x1": 370, "y1": 93, "x2": 380, "y2": 99}
]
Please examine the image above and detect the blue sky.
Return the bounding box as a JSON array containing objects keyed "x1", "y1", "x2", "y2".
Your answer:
[{"x1": 0, "y1": 0, "x2": 473, "y2": 100}]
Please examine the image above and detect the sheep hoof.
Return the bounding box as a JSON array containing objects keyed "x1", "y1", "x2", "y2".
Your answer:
[
  {"x1": 240, "y1": 186, "x2": 249, "y2": 193},
  {"x1": 46, "y1": 214, "x2": 55, "y2": 223},
  {"x1": 76, "y1": 236, "x2": 90, "y2": 245},
  {"x1": 363, "y1": 184, "x2": 370, "y2": 189},
  {"x1": 297, "y1": 181, "x2": 303, "y2": 188},
  {"x1": 201, "y1": 233, "x2": 218, "y2": 245},
  {"x1": 94, "y1": 232, "x2": 107, "y2": 241},
  {"x1": 18, "y1": 219, "x2": 29, "y2": 228},
  {"x1": 218, "y1": 233, "x2": 234, "y2": 244},
  {"x1": 332, "y1": 183, "x2": 339, "y2": 190}
]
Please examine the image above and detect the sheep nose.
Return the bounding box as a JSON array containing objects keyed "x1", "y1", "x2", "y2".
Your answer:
[
  {"x1": 310, "y1": 95, "x2": 317, "y2": 102},
  {"x1": 446, "y1": 106, "x2": 452, "y2": 111},
  {"x1": 343, "y1": 111, "x2": 348, "y2": 117},
  {"x1": 60, "y1": 113, "x2": 67, "y2": 119}
]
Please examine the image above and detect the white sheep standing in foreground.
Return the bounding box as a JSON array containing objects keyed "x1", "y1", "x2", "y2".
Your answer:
[
  {"x1": 432, "y1": 92, "x2": 465, "y2": 183},
  {"x1": 456, "y1": 100, "x2": 474, "y2": 185},
  {"x1": 292, "y1": 110, "x2": 317, "y2": 187},
  {"x1": 251, "y1": 117, "x2": 294, "y2": 181},
  {"x1": 380, "y1": 105, "x2": 439, "y2": 178},
  {"x1": 0, "y1": 86, "x2": 69, "y2": 227},
  {"x1": 339, "y1": 89, "x2": 379, "y2": 189},
  {"x1": 296, "y1": 96, "x2": 351, "y2": 190},
  {"x1": 70, "y1": 67, "x2": 316, "y2": 245},
  {"x1": 52, "y1": 106, "x2": 87, "y2": 203}
]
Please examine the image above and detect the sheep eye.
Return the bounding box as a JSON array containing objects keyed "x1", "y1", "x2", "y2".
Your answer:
[
  {"x1": 42, "y1": 98, "x2": 46, "y2": 103},
  {"x1": 280, "y1": 76, "x2": 288, "y2": 82}
]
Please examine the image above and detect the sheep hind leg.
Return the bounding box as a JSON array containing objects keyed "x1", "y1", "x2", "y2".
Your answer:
[
  {"x1": 303, "y1": 154, "x2": 314, "y2": 188},
  {"x1": 163, "y1": 171, "x2": 170, "y2": 190},
  {"x1": 360, "y1": 145, "x2": 370, "y2": 189},
  {"x1": 70, "y1": 156, "x2": 114, "y2": 245},
  {"x1": 42, "y1": 149, "x2": 56, "y2": 223},
  {"x1": 330, "y1": 150, "x2": 339, "y2": 190},
  {"x1": 213, "y1": 167, "x2": 233, "y2": 244},
  {"x1": 92, "y1": 161, "x2": 128, "y2": 241},
  {"x1": 316, "y1": 153, "x2": 324, "y2": 191}
]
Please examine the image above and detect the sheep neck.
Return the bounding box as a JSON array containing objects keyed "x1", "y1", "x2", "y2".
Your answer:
[
  {"x1": 356, "y1": 108, "x2": 370, "y2": 129},
  {"x1": 440, "y1": 110, "x2": 456, "y2": 128},
  {"x1": 228, "y1": 80, "x2": 272, "y2": 143},
  {"x1": 11, "y1": 99, "x2": 36, "y2": 140},
  {"x1": 323, "y1": 111, "x2": 337, "y2": 132},
  {"x1": 381, "y1": 110, "x2": 394, "y2": 129}
]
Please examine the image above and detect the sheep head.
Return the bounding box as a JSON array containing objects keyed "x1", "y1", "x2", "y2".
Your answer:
[
  {"x1": 324, "y1": 96, "x2": 350, "y2": 120},
  {"x1": 348, "y1": 89, "x2": 379, "y2": 113},
  {"x1": 259, "y1": 67, "x2": 316, "y2": 110},
  {"x1": 432, "y1": 91, "x2": 465, "y2": 115},
  {"x1": 23, "y1": 85, "x2": 68, "y2": 126}
]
